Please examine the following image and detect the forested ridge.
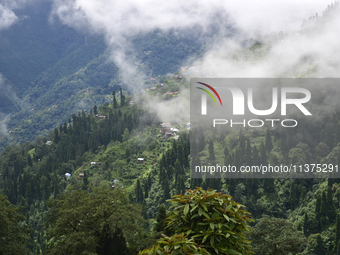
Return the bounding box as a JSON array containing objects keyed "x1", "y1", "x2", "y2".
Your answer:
[
  {"x1": 0, "y1": 76, "x2": 340, "y2": 254},
  {"x1": 2, "y1": 2, "x2": 340, "y2": 255}
]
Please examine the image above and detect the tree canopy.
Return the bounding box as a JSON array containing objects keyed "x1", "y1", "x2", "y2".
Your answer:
[
  {"x1": 0, "y1": 194, "x2": 30, "y2": 255},
  {"x1": 45, "y1": 185, "x2": 146, "y2": 255},
  {"x1": 247, "y1": 215, "x2": 307, "y2": 255}
]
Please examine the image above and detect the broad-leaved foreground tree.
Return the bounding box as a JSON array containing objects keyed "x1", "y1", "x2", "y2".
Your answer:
[
  {"x1": 138, "y1": 233, "x2": 210, "y2": 255},
  {"x1": 45, "y1": 185, "x2": 147, "y2": 255},
  {"x1": 140, "y1": 188, "x2": 253, "y2": 255}
]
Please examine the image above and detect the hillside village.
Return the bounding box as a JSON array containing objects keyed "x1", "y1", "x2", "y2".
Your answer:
[{"x1": 1, "y1": 1, "x2": 340, "y2": 255}]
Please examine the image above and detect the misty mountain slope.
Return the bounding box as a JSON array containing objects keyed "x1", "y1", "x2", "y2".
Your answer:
[
  {"x1": 0, "y1": 0, "x2": 215, "y2": 152},
  {"x1": 132, "y1": 28, "x2": 218, "y2": 75},
  {"x1": 26, "y1": 49, "x2": 114, "y2": 105},
  {"x1": 0, "y1": 1, "x2": 90, "y2": 94},
  {"x1": 27, "y1": 34, "x2": 107, "y2": 101},
  {"x1": 0, "y1": 75, "x2": 21, "y2": 113},
  {"x1": 0, "y1": 27, "x2": 212, "y2": 151},
  {"x1": 0, "y1": 0, "x2": 108, "y2": 120},
  {"x1": 0, "y1": 77, "x2": 339, "y2": 254},
  {"x1": 1, "y1": 1, "x2": 340, "y2": 254},
  {"x1": 0, "y1": 30, "x2": 201, "y2": 151},
  {"x1": 0, "y1": 53, "x2": 119, "y2": 149}
]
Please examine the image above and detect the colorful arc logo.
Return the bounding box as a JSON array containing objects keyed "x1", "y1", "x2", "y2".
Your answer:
[{"x1": 196, "y1": 82, "x2": 223, "y2": 106}]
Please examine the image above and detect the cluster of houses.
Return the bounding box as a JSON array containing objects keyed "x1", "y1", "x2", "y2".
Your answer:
[
  {"x1": 90, "y1": 158, "x2": 144, "y2": 166},
  {"x1": 65, "y1": 170, "x2": 120, "y2": 189},
  {"x1": 64, "y1": 172, "x2": 86, "y2": 179},
  {"x1": 160, "y1": 123, "x2": 180, "y2": 139}
]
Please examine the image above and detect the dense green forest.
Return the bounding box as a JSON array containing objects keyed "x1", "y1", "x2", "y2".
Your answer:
[
  {"x1": 2, "y1": 1, "x2": 340, "y2": 254},
  {"x1": 1, "y1": 77, "x2": 340, "y2": 254}
]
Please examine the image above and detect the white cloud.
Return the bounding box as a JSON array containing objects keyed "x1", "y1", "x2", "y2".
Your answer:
[
  {"x1": 50, "y1": 0, "x2": 340, "y2": 121},
  {"x1": 0, "y1": 74, "x2": 14, "y2": 135},
  {"x1": 223, "y1": 0, "x2": 327, "y2": 35},
  {"x1": 50, "y1": 1, "x2": 339, "y2": 73},
  {"x1": 50, "y1": 0, "x2": 331, "y2": 39},
  {"x1": 51, "y1": 0, "x2": 221, "y2": 38},
  {"x1": 0, "y1": 0, "x2": 33, "y2": 30},
  {"x1": 194, "y1": 3, "x2": 340, "y2": 78},
  {"x1": 0, "y1": 4, "x2": 18, "y2": 30}
]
